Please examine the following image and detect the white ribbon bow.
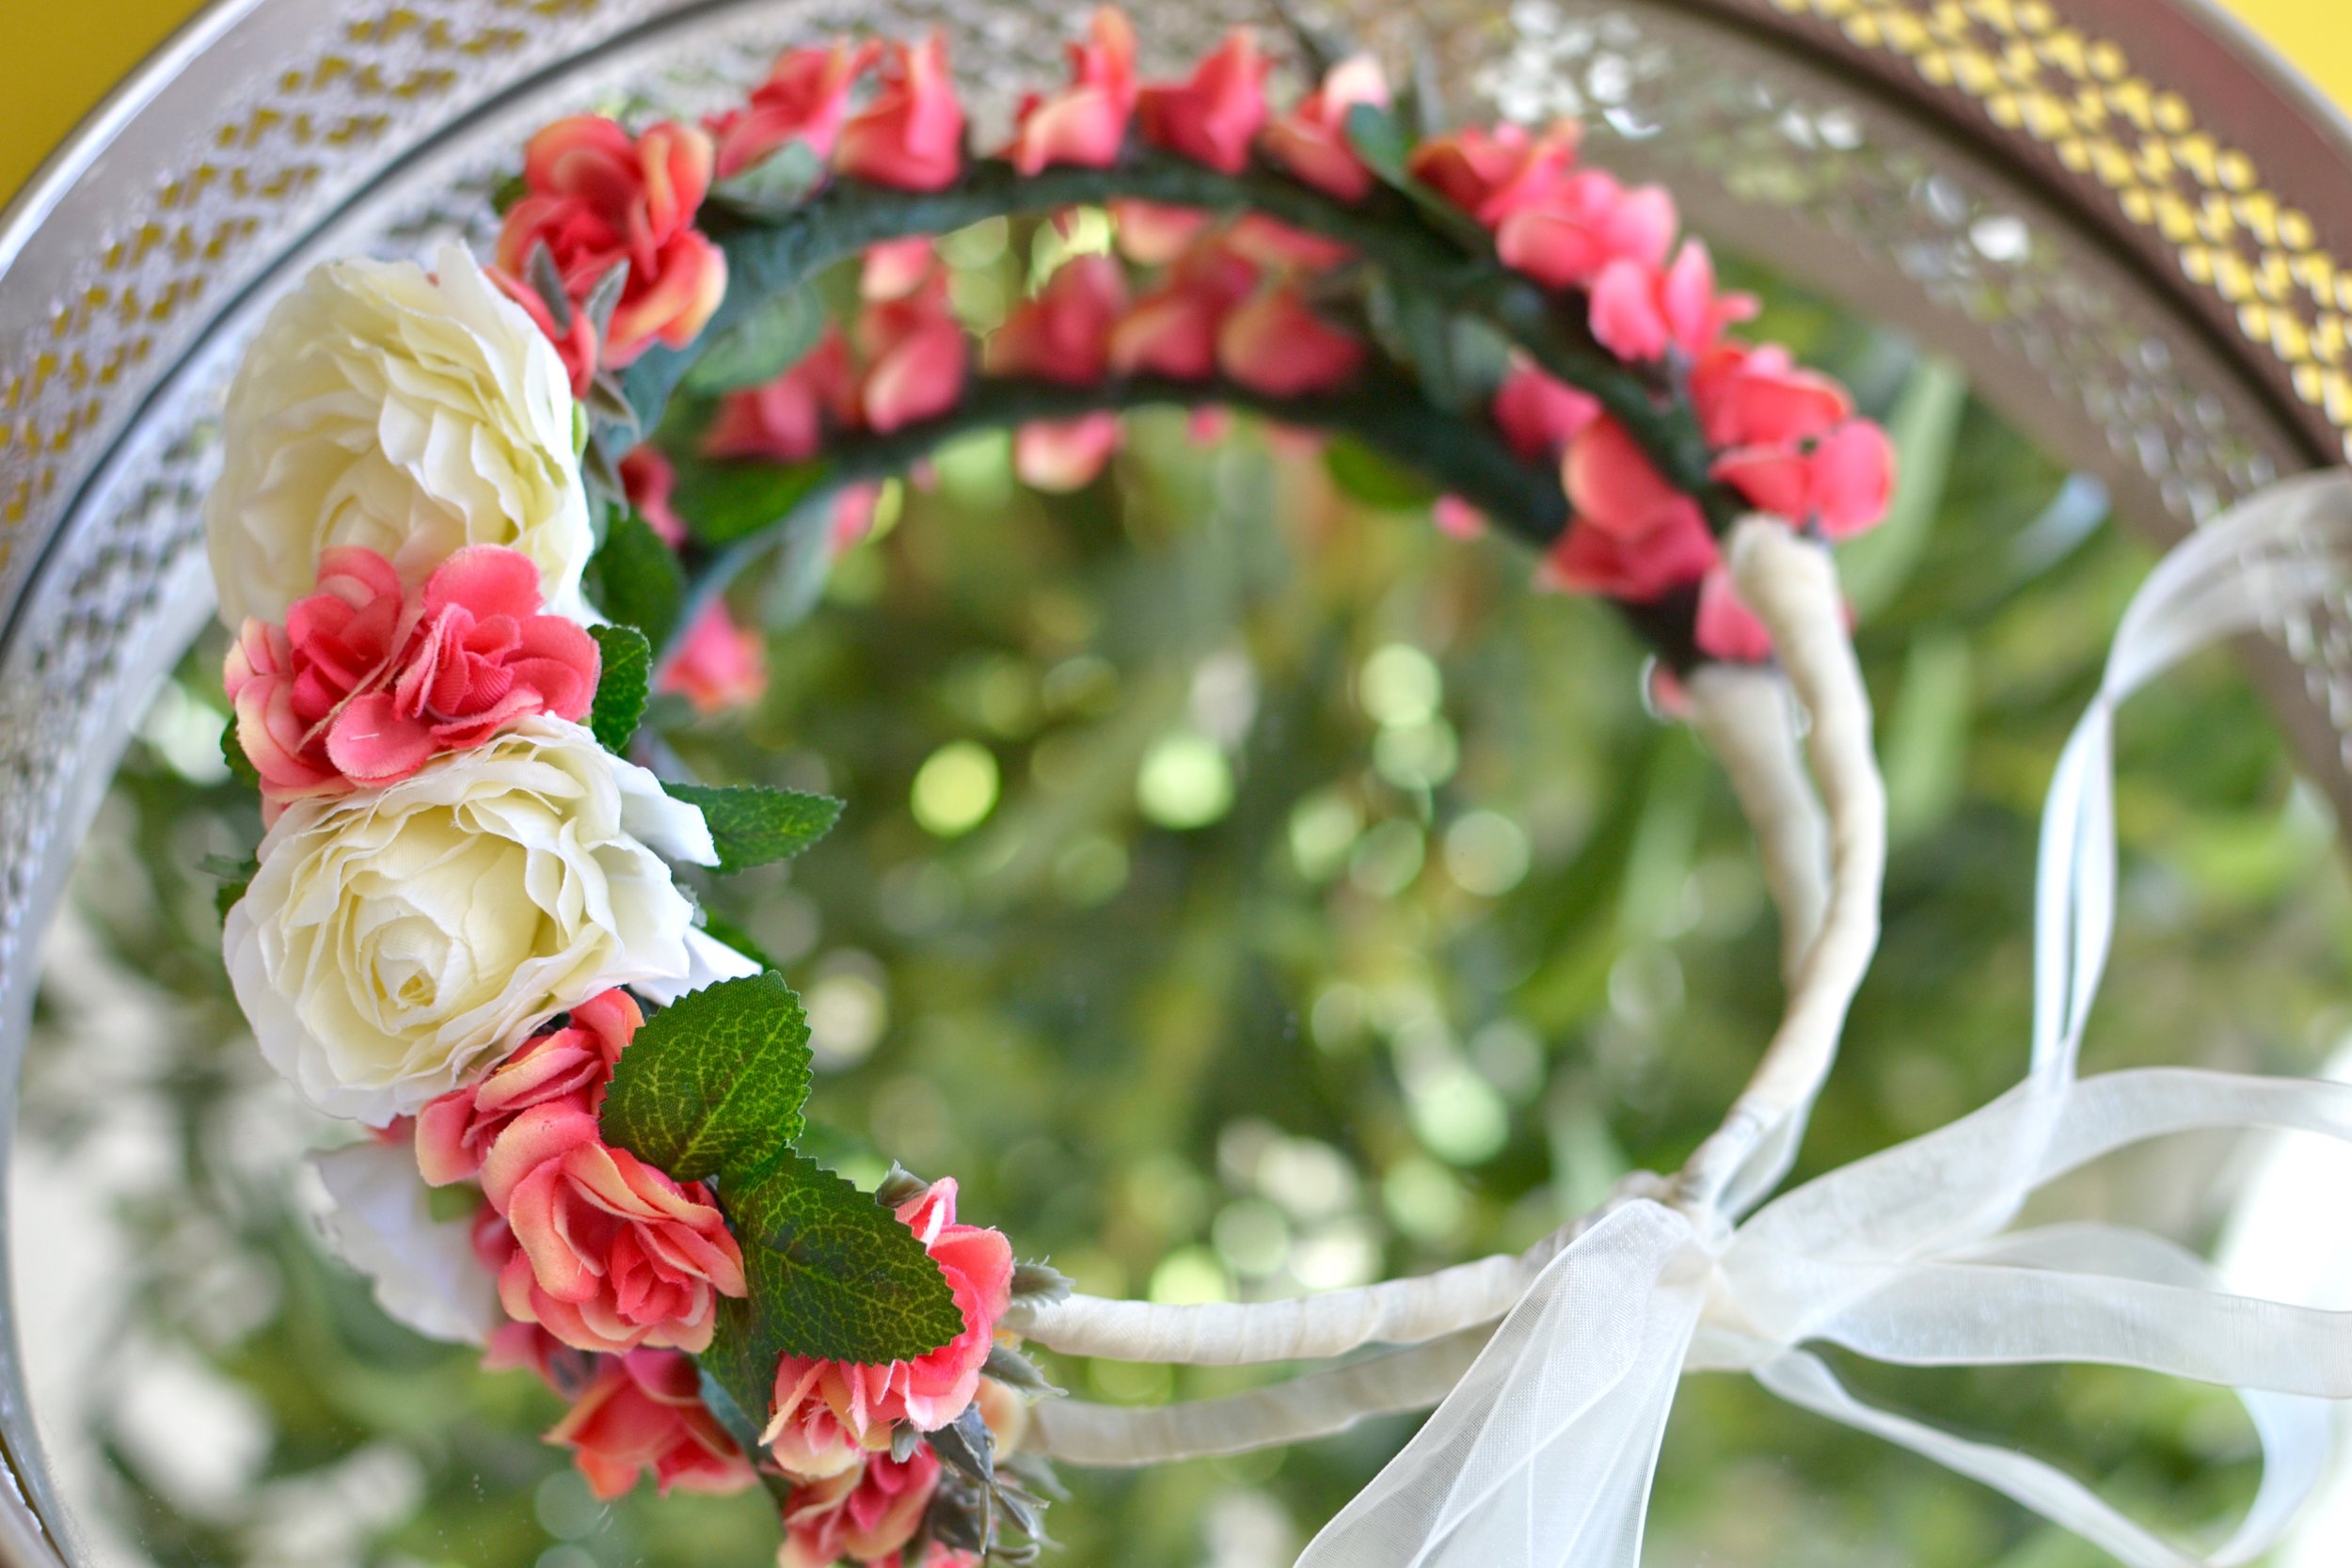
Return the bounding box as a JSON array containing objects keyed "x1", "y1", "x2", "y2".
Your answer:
[{"x1": 1301, "y1": 471, "x2": 2352, "y2": 1568}]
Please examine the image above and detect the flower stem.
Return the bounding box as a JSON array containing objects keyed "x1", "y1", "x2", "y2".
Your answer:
[
  {"x1": 621, "y1": 150, "x2": 1736, "y2": 529},
  {"x1": 654, "y1": 367, "x2": 1713, "y2": 675}
]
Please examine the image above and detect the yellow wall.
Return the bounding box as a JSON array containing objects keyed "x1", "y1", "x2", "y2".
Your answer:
[{"x1": 0, "y1": 1, "x2": 2345, "y2": 204}]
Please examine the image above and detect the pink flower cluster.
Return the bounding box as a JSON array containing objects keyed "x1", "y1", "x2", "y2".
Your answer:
[
  {"x1": 223, "y1": 546, "x2": 598, "y2": 817},
  {"x1": 766, "y1": 1178, "x2": 1013, "y2": 1567},
  {"x1": 406, "y1": 990, "x2": 755, "y2": 1507},
  {"x1": 667, "y1": 12, "x2": 1893, "y2": 670},
  {"x1": 496, "y1": 116, "x2": 729, "y2": 388},
  {"x1": 418, "y1": 990, "x2": 749, "y2": 1356},
  {"x1": 764, "y1": 1180, "x2": 1014, "y2": 1473}
]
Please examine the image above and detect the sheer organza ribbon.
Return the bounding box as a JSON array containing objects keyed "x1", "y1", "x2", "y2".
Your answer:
[{"x1": 1299, "y1": 470, "x2": 2352, "y2": 1568}]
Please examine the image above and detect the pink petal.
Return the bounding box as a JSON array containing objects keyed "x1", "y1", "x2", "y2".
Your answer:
[
  {"x1": 426, "y1": 546, "x2": 545, "y2": 622},
  {"x1": 324, "y1": 692, "x2": 437, "y2": 783}
]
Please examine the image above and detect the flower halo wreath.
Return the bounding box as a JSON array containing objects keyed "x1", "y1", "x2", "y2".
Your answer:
[{"x1": 197, "y1": 10, "x2": 2352, "y2": 1567}]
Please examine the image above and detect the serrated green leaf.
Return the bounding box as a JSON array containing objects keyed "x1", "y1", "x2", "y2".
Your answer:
[
  {"x1": 664, "y1": 782, "x2": 842, "y2": 873},
  {"x1": 587, "y1": 624, "x2": 652, "y2": 753},
  {"x1": 586, "y1": 509, "x2": 686, "y2": 647},
  {"x1": 673, "y1": 458, "x2": 834, "y2": 546},
  {"x1": 1324, "y1": 436, "x2": 1440, "y2": 511},
  {"x1": 703, "y1": 1154, "x2": 962, "y2": 1415},
  {"x1": 601, "y1": 972, "x2": 812, "y2": 1186},
  {"x1": 684, "y1": 288, "x2": 825, "y2": 396}
]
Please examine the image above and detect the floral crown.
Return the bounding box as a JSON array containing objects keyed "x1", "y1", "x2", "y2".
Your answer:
[{"x1": 200, "y1": 11, "x2": 1949, "y2": 1565}]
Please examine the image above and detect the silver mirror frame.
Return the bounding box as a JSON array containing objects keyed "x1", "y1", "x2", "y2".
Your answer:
[{"x1": 5, "y1": 2, "x2": 2351, "y2": 1560}]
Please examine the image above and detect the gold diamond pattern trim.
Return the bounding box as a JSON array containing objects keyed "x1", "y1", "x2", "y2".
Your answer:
[{"x1": 1773, "y1": 0, "x2": 2352, "y2": 460}]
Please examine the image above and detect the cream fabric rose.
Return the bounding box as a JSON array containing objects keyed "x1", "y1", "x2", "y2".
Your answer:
[
  {"x1": 310, "y1": 1140, "x2": 500, "y2": 1345},
  {"x1": 225, "y1": 717, "x2": 718, "y2": 1124},
  {"x1": 205, "y1": 243, "x2": 591, "y2": 627}
]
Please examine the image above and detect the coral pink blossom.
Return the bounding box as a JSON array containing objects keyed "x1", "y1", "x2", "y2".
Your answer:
[
  {"x1": 620, "y1": 446, "x2": 689, "y2": 548},
  {"x1": 1493, "y1": 169, "x2": 1677, "y2": 290},
  {"x1": 549, "y1": 1349, "x2": 757, "y2": 1500},
  {"x1": 1109, "y1": 240, "x2": 1257, "y2": 379},
  {"x1": 1544, "y1": 510, "x2": 1718, "y2": 603},
  {"x1": 857, "y1": 275, "x2": 968, "y2": 433},
  {"x1": 1689, "y1": 341, "x2": 1852, "y2": 451},
  {"x1": 835, "y1": 33, "x2": 966, "y2": 192},
  {"x1": 1564, "y1": 416, "x2": 1703, "y2": 541},
  {"x1": 497, "y1": 116, "x2": 725, "y2": 365},
  {"x1": 1408, "y1": 120, "x2": 1581, "y2": 226},
  {"x1": 763, "y1": 1180, "x2": 1014, "y2": 1465},
  {"x1": 1016, "y1": 415, "x2": 1121, "y2": 491},
  {"x1": 1588, "y1": 240, "x2": 1756, "y2": 364},
  {"x1": 1217, "y1": 287, "x2": 1364, "y2": 397},
  {"x1": 1260, "y1": 55, "x2": 1389, "y2": 202},
  {"x1": 1136, "y1": 27, "x2": 1270, "y2": 175},
  {"x1": 1694, "y1": 568, "x2": 1774, "y2": 663},
  {"x1": 861, "y1": 237, "x2": 939, "y2": 302},
  {"x1": 487, "y1": 265, "x2": 600, "y2": 397},
  {"x1": 417, "y1": 990, "x2": 638, "y2": 1188},
  {"x1": 987, "y1": 255, "x2": 1126, "y2": 384},
  {"x1": 1225, "y1": 213, "x2": 1352, "y2": 272},
  {"x1": 779, "y1": 1449, "x2": 940, "y2": 1568},
  {"x1": 1712, "y1": 418, "x2": 1896, "y2": 540},
  {"x1": 474, "y1": 1105, "x2": 747, "y2": 1355},
  {"x1": 485, "y1": 1320, "x2": 600, "y2": 1397},
  {"x1": 1492, "y1": 360, "x2": 1601, "y2": 461},
  {"x1": 1008, "y1": 8, "x2": 1137, "y2": 174},
  {"x1": 705, "y1": 329, "x2": 861, "y2": 465},
  {"x1": 660, "y1": 599, "x2": 769, "y2": 715},
  {"x1": 1110, "y1": 200, "x2": 1211, "y2": 265},
  {"x1": 709, "y1": 40, "x2": 879, "y2": 179},
  {"x1": 224, "y1": 546, "x2": 597, "y2": 808}
]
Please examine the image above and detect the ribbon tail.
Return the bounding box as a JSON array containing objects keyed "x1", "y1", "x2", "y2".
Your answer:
[
  {"x1": 1962, "y1": 1225, "x2": 2335, "y2": 1567},
  {"x1": 1295, "y1": 1201, "x2": 1703, "y2": 1568},
  {"x1": 1756, "y1": 1349, "x2": 2210, "y2": 1568}
]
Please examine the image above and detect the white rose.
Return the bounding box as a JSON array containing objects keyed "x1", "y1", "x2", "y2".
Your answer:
[
  {"x1": 310, "y1": 1141, "x2": 498, "y2": 1345},
  {"x1": 225, "y1": 717, "x2": 719, "y2": 1124},
  {"x1": 205, "y1": 242, "x2": 590, "y2": 627}
]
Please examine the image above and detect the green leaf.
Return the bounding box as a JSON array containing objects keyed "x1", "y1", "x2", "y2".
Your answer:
[
  {"x1": 674, "y1": 458, "x2": 835, "y2": 546},
  {"x1": 1324, "y1": 436, "x2": 1440, "y2": 511},
  {"x1": 1837, "y1": 355, "x2": 1967, "y2": 617},
  {"x1": 703, "y1": 1154, "x2": 962, "y2": 1414},
  {"x1": 490, "y1": 171, "x2": 529, "y2": 216},
  {"x1": 684, "y1": 287, "x2": 825, "y2": 396},
  {"x1": 586, "y1": 510, "x2": 686, "y2": 647},
  {"x1": 202, "y1": 853, "x2": 258, "y2": 924},
  {"x1": 587, "y1": 624, "x2": 652, "y2": 753},
  {"x1": 759, "y1": 507, "x2": 838, "y2": 634},
  {"x1": 713, "y1": 140, "x2": 826, "y2": 215},
  {"x1": 1343, "y1": 103, "x2": 1490, "y2": 252},
  {"x1": 219, "y1": 722, "x2": 260, "y2": 789},
  {"x1": 601, "y1": 971, "x2": 813, "y2": 1187},
  {"x1": 664, "y1": 782, "x2": 843, "y2": 873}
]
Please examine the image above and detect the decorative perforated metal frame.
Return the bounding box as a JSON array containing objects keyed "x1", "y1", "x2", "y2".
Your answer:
[{"x1": 3, "y1": 2, "x2": 2350, "y2": 1561}]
